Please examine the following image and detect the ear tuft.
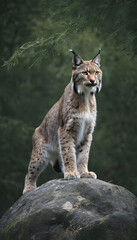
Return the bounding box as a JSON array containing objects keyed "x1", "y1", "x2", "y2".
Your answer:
[
  {"x1": 92, "y1": 48, "x2": 101, "y2": 67},
  {"x1": 69, "y1": 49, "x2": 83, "y2": 69},
  {"x1": 98, "y1": 48, "x2": 101, "y2": 54},
  {"x1": 68, "y1": 49, "x2": 75, "y2": 54}
]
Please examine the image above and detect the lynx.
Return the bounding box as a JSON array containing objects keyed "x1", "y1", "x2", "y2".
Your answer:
[{"x1": 23, "y1": 49, "x2": 102, "y2": 194}]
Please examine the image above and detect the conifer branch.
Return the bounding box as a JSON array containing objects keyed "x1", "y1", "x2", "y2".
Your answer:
[{"x1": 3, "y1": 18, "x2": 86, "y2": 69}]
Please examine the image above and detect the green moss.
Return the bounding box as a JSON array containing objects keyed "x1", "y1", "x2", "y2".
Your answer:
[{"x1": 0, "y1": 216, "x2": 31, "y2": 240}]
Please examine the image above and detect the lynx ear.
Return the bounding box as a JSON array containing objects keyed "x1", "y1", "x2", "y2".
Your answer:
[
  {"x1": 69, "y1": 49, "x2": 83, "y2": 69},
  {"x1": 92, "y1": 48, "x2": 101, "y2": 67}
]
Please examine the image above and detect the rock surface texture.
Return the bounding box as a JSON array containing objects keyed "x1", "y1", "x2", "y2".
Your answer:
[{"x1": 0, "y1": 179, "x2": 137, "y2": 240}]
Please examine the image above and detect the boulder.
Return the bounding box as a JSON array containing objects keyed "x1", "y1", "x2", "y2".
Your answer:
[{"x1": 0, "y1": 179, "x2": 137, "y2": 240}]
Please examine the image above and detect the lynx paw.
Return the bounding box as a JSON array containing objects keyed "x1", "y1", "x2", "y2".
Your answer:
[
  {"x1": 64, "y1": 171, "x2": 80, "y2": 180},
  {"x1": 80, "y1": 171, "x2": 97, "y2": 179},
  {"x1": 23, "y1": 185, "x2": 36, "y2": 194}
]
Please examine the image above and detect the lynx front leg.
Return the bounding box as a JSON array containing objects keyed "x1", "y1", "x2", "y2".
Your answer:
[
  {"x1": 59, "y1": 127, "x2": 80, "y2": 179},
  {"x1": 23, "y1": 128, "x2": 48, "y2": 194},
  {"x1": 77, "y1": 133, "x2": 97, "y2": 179}
]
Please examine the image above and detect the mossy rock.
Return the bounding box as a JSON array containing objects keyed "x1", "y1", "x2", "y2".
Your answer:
[{"x1": 0, "y1": 179, "x2": 137, "y2": 240}]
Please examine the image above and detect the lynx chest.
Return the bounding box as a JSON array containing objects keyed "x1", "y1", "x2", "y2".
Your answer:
[
  {"x1": 66, "y1": 109, "x2": 96, "y2": 147},
  {"x1": 77, "y1": 110, "x2": 96, "y2": 146}
]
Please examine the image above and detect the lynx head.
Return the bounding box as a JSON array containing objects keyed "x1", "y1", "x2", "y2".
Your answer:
[{"x1": 69, "y1": 49, "x2": 102, "y2": 95}]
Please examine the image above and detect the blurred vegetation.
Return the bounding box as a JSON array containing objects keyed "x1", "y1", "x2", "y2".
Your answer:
[{"x1": 1, "y1": 0, "x2": 137, "y2": 217}]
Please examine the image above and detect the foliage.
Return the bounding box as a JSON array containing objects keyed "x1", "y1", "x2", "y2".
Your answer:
[
  {"x1": 2, "y1": 0, "x2": 137, "y2": 69},
  {"x1": 0, "y1": 0, "x2": 137, "y2": 217}
]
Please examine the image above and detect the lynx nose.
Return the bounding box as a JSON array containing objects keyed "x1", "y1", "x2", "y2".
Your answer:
[
  {"x1": 89, "y1": 79, "x2": 97, "y2": 86},
  {"x1": 88, "y1": 74, "x2": 96, "y2": 84}
]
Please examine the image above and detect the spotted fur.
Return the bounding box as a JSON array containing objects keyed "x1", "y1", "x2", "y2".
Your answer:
[{"x1": 23, "y1": 50, "x2": 103, "y2": 194}]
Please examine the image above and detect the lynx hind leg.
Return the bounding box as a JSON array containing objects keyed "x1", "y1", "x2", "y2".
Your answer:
[{"x1": 23, "y1": 128, "x2": 48, "y2": 194}]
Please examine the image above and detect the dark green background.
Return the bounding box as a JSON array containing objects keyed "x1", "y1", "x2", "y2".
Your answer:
[{"x1": 0, "y1": 0, "x2": 137, "y2": 217}]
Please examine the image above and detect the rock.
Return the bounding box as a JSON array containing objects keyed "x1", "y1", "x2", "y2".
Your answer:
[{"x1": 0, "y1": 179, "x2": 137, "y2": 240}]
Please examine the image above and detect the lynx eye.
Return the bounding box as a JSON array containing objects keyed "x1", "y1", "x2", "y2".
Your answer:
[
  {"x1": 95, "y1": 71, "x2": 100, "y2": 74},
  {"x1": 82, "y1": 71, "x2": 89, "y2": 75}
]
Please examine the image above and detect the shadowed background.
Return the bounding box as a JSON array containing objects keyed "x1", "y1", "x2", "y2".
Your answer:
[{"x1": 0, "y1": 0, "x2": 137, "y2": 217}]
